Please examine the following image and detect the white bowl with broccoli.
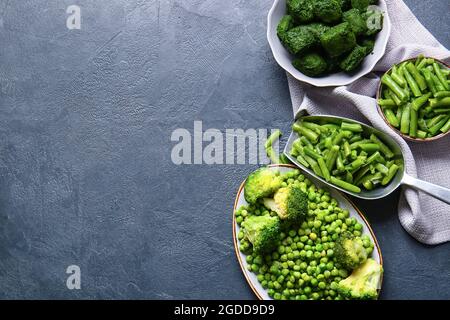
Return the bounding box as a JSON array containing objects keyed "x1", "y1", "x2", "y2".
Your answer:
[
  {"x1": 267, "y1": 0, "x2": 391, "y2": 87},
  {"x1": 233, "y1": 164, "x2": 383, "y2": 300}
]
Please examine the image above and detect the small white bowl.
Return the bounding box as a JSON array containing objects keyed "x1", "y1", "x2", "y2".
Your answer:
[
  {"x1": 267, "y1": 0, "x2": 391, "y2": 87},
  {"x1": 233, "y1": 164, "x2": 383, "y2": 300}
]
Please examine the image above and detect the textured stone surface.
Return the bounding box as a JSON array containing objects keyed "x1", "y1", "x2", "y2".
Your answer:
[{"x1": 0, "y1": 0, "x2": 448, "y2": 299}]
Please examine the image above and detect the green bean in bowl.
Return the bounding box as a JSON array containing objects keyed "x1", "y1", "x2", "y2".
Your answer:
[
  {"x1": 289, "y1": 119, "x2": 403, "y2": 193},
  {"x1": 377, "y1": 56, "x2": 450, "y2": 141}
]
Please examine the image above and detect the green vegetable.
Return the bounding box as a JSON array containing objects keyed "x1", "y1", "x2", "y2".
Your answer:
[
  {"x1": 314, "y1": 0, "x2": 343, "y2": 24},
  {"x1": 293, "y1": 53, "x2": 328, "y2": 77},
  {"x1": 406, "y1": 62, "x2": 427, "y2": 91},
  {"x1": 335, "y1": 232, "x2": 368, "y2": 270},
  {"x1": 278, "y1": 0, "x2": 383, "y2": 77},
  {"x1": 379, "y1": 57, "x2": 450, "y2": 139},
  {"x1": 244, "y1": 168, "x2": 283, "y2": 203},
  {"x1": 290, "y1": 119, "x2": 398, "y2": 192},
  {"x1": 238, "y1": 168, "x2": 378, "y2": 300},
  {"x1": 404, "y1": 64, "x2": 422, "y2": 97},
  {"x1": 400, "y1": 103, "x2": 411, "y2": 134},
  {"x1": 287, "y1": 0, "x2": 315, "y2": 24},
  {"x1": 381, "y1": 74, "x2": 408, "y2": 102},
  {"x1": 277, "y1": 15, "x2": 294, "y2": 42},
  {"x1": 337, "y1": 258, "x2": 383, "y2": 300},
  {"x1": 305, "y1": 23, "x2": 331, "y2": 39},
  {"x1": 339, "y1": 46, "x2": 367, "y2": 72},
  {"x1": 384, "y1": 109, "x2": 399, "y2": 127},
  {"x1": 342, "y1": 9, "x2": 368, "y2": 35},
  {"x1": 265, "y1": 130, "x2": 290, "y2": 164},
  {"x1": 330, "y1": 176, "x2": 361, "y2": 193},
  {"x1": 320, "y1": 22, "x2": 356, "y2": 58},
  {"x1": 282, "y1": 26, "x2": 316, "y2": 55},
  {"x1": 242, "y1": 215, "x2": 281, "y2": 253},
  {"x1": 360, "y1": 37, "x2": 375, "y2": 55},
  {"x1": 293, "y1": 121, "x2": 319, "y2": 143},
  {"x1": 263, "y1": 185, "x2": 308, "y2": 222},
  {"x1": 351, "y1": 0, "x2": 369, "y2": 11}
]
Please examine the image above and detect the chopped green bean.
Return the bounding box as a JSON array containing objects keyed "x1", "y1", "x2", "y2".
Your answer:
[
  {"x1": 329, "y1": 177, "x2": 361, "y2": 193},
  {"x1": 318, "y1": 157, "x2": 330, "y2": 182},
  {"x1": 400, "y1": 103, "x2": 411, "y2": 134},
  {"x1": 369, "y1": 134, "x2": 394, "y2": 159},
  {"x1": 381, "y1": 164, "x2": 399, "y2": 186},
  {"x1": 409, "y1": 108, "x2": 418, "y2": 138},
  {"x1": 433, "y1": 62, "x2": 449, "y2": 90},
  {"x1": 384, "y1": 109, "x2": 399, "y2": 127},
  {"x1": 406, "y1": 62, "x2": 427, "y2": 91},
  {"x1": 381, "y1": 74, "x2": 408, "y2": 101},
  {"x1": 404, "y1": 66, "x2": 422, "y2": 97}
]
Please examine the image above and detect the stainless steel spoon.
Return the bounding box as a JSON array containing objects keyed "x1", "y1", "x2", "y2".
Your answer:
[{"x1": 284, "y1": 115, "x2": 450, "y2": 204}]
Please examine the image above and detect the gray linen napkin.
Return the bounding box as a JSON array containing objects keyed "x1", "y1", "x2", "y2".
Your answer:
[{"x1": 286, "y1": 0, "x2": 450, "y2": 245}]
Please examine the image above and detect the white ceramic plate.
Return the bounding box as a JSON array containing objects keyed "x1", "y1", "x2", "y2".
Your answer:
[
  {"x1": 267, "y1": 0, "x2": 391, "y2": 87},
  {"x1": 233, "y1": 164, "x2": 383, "y2": 300}
]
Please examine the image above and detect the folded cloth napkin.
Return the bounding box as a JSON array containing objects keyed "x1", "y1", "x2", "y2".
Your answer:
[{"x1": 286, "y1": 0, "x2": 450, "y2": 245}]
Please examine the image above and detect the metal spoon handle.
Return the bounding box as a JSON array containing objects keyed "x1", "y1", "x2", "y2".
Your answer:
[{"x1": 402, "y1": 173, "x2": 450, "y2": 205}]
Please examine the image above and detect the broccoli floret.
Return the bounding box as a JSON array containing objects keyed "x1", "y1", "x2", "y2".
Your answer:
[
  {"x1": 338, "y1": 0, "x2": 351, "y2": 11},
  {"x1": 282, "y1": 26, "x2": 317, "y2": 55},
  {"x1": 313, "y1": 0, "x2": 342, "y2": 24},
  {"x1": 293, "y1": 52, "x2": 328, "y2": 77},
  {"x1": 244, "y1": 168, "x2": 283, "y2": 204},
  {"x1": 320, "y1": 22, "x2": 356, "y2": 58},
  {"x1": 363, "y1": 7, "x2": 383, "y2": 36},
  {"x1": 342, "y1": 9, "x2": 368, "y2": 35},
  {"x1": 360, "y1": 37, "x2": 375, "y2": 54},
  {"x1": 335, "y1": 231, "x2": 369, "y2": 269},
  {"x1": 263, "y1": 185, "x2": 308, "y2": 222},
  {"x1": 339, "y1": 45, "x2": 367, "y2": 72},
  {"x1": 305, "y1": 23, "x2": 331, "y2": 39},
  {"x1": 277, "y1": 15, "x2": 294, "y2": 42},
  {"x1": 242, "y1": 215, "x2": 281, "y2": 254},
  {"x1": 337, "y1": 258, "x2": 383, "y2": 300},
  {"x1": 351, "y1": 0, "x2": 369, "y2": 11},
  {"x1": 287, "y1": 0, "x2": 315, "y2": 24}
]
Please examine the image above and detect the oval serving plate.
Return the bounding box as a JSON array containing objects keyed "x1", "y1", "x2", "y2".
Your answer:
[{"x1": 233, "y1": 164, "x2": 383, "y2": 300}]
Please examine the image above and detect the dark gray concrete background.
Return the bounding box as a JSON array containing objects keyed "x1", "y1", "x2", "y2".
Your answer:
[{"x1": 0, "y1": 0, "x2": 448, "y2": 299}]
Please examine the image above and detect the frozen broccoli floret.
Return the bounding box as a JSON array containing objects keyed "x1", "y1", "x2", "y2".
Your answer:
[
  {"x1": 244, "y1": 168, "x2": 283, "y2": 204},
  {"x1": 277, "y1": 15, "x2": 294, "y2": 42},
  {"x1": 339, "y1": 45, "x2": 367, "y2": 72},
  {"x1": 338, "y1": 0, "x2": 351, "y2": 11},
  {"x1": 320, "y1": 22, "x2": 356, "y2": 58},
  {"x1": 337, "y1": 258, "x2": 383, "y2": 300},
  {"x1": 314, "y1": 0, "x2": 342, "y2": 24},
  {"x1": 287, "y1": 0, "x2": 315, "y2": 24},
  {"x1": 335, "y1": 231, "x2": 369, "y2": 269},
  {"x1": 263, "y1": 185, "x2": 308, "y2": 222},
  {"x1": 360, "y1": 37, "x2": 375, "y2": 54},
  {"x1": 363, "y1": 8, "x2": 383, "y2": 36},
  {"x1": 305, "y1": 23, "x2": 331, "y2": 39},
  {"x1": 343, "y1": 9, "x2": 368, "y2": 35},
  {"x1": 242, "y1": 215, "x2": 281, "y2": 254},
  {"x1": 351, "y1": 0, "x2": 369, "y2": 11},
  {"x1": 282, "y1": 26, "x2": 317, "y2": 55},
  {"x1": 293, "y1": 52, "x2": 328, "y2": 77}
]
